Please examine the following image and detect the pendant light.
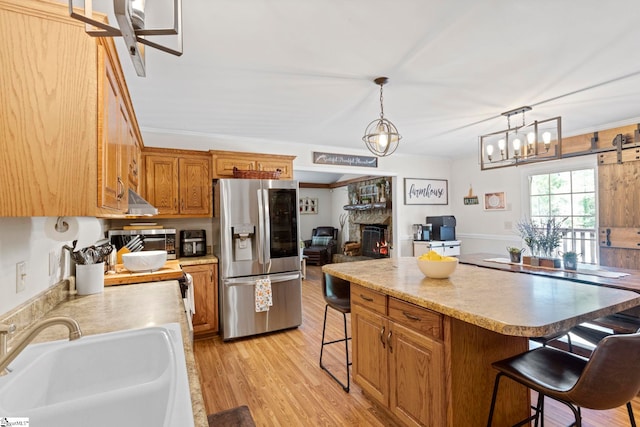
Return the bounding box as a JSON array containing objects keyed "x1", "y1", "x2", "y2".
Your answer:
[{"x1": 363, "y1": 77, "x2": 402, "y2": 157}]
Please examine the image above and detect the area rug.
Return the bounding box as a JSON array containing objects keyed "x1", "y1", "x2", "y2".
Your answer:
[{"x1": 207, "y1": 405, "x2": 256, "y2": 427}]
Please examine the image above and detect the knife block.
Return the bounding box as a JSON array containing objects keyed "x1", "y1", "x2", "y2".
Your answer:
[{"x1": 116, "y1": 247, "x2": 130, "y2": 264}]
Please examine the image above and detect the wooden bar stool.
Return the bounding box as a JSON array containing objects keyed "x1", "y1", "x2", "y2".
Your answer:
[
  {"x1": 319, "y1": 273, "x2": 351, "y2": 392},
  {"x1": 487, "y1": 329, "x2": 640, "y2": 427}
]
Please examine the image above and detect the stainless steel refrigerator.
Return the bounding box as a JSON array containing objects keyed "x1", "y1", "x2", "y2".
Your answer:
[{"x1": 212, "y1": 178, "x2": 302, "y2": 340}]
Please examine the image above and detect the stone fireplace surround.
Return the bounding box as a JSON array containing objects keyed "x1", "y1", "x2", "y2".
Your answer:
[{"x1": 344, "y1": 209, "x2": 392, "y2": 257}]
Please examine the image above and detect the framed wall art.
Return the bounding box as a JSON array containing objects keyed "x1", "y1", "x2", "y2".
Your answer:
[
  {"x1": 484, "y1": 192, "x2": 506, "y2": 210},
  {"x1": 404, "y1": 178, "x2": 448, "y2": 205},
  {"x1": 299, "y1": 197, "x2": 318, "y2": 214}
]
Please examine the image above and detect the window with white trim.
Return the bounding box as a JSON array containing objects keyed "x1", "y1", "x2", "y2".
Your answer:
[{"x1": 528, "y1": 168, "x2": 597, "y2": 263}]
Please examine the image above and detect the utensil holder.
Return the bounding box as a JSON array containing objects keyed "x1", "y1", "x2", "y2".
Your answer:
[{"x1": 76, "y1": 262, "x2": 105, "y2": 295}]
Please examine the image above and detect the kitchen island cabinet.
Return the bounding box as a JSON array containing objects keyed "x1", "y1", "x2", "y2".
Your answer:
[
  {"x1": 352, "y1": 285, "x2": 445, "y2": 426},
  {"x1": 323, "y1": 257, "x2": 640, "y2": 427}
]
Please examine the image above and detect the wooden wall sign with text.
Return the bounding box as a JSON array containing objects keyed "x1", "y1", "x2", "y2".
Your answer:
[
  {"x1": 312, "y1": 152, "x2": 378, "y2": 168},
  {"x1": 404, "y1": 178, "x2": 448, "y2": 205}
]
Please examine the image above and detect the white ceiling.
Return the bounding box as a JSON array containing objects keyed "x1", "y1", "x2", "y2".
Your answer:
[{"x1": 92, "y1": 1, "x2": 640, "y2": 163}]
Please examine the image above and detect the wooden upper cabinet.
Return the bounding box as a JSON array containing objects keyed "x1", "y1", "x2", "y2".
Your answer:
[
  {"x1": 211, "y1": 150, "x2": 295, "y2": 179},
  {"x1": 99, "y1": 55, "x2": 133, "y2": 212},
  {"x1": 97, "y1": 40, "x2": 143, "y2": 215},
  {"x1": 0, "y1": 0, "x2": 143, "y2": 217},
  {"x1": 0, "y1": 0, "x2": 98, "y2": 216},
  {"x1": 145, "y1": 155, "x2": 180, "y2": 215},
  {"x1": 179, "y1": 157, "x2": 211, "y2": 215},
  {"x1": 143, "y1": 149, "x2": 211, "y2": 217}
]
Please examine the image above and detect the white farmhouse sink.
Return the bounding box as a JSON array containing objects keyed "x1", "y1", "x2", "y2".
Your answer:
[{"x1": 0, "y1": 323, "x2": 193, "y2": 427}]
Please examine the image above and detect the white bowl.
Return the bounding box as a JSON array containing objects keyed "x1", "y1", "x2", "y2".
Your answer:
[
  {"x1": 416, "y1": 257, "x2": 458, "y2": 279},
  {"x1": 122, "y1": 250, "x2": 167, "y2": 272}
]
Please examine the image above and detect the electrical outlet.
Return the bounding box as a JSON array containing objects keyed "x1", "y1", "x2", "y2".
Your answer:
[{"x1": 16, "y1": 261, "x2": 26, "y2": 293}]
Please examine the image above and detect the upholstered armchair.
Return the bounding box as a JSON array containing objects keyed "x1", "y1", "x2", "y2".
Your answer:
[{"x1": 303, "y1": 227, "x2": 338, "y2": 266}]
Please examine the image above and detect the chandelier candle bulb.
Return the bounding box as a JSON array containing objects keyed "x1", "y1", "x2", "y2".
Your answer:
[
  {"x1": 543, "y1": 131, "x2": 552, "y2": 151},
  {"x1": 513, "y1": 138, "x2": 521, "y2": 157},
  {"x1": 486, "y1": 144, "x2": 494, "y2": 161}
]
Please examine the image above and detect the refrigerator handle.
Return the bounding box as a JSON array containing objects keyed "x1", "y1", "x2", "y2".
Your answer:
[
  {"x1": 262, "y1": 188, "x2": 272, "y2": 272},
  {"x1": 257, "y1": 188, "x2": 264, "y2": 265}
]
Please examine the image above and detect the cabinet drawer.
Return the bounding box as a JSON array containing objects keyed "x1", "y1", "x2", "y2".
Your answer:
[
  {"x1": 351, "y1": 284, "x2": 386, "y2": 315},
  {"x1": 388, "y1": 298, "x2": 442, "y2": 340}
]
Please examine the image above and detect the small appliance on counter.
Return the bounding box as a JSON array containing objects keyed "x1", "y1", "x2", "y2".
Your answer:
[
  {"x1": 412, "y1": 224, "x2": 432, "y2": 241},
  {"x1": 180, "y1": 229, "x2": 207, "y2": 257},
  {"x1": 108, "y1": 228, "x2": 177, "y2": 260},
  {"x1": 426, "y1": 215, "x2": 456, "y2": 241}
]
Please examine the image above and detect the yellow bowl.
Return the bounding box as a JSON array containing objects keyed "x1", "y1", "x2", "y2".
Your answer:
[{"x1": 416, "y1": 257, "x2": 458, "y2": 279}]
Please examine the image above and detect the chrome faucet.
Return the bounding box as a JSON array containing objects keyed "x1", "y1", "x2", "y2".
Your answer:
[{"x1": 0, "y1": 316, "x2": 82, "y2": 375}]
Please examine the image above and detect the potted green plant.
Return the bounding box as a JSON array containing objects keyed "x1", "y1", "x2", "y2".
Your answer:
[
  {"x1": 562, "y1": 251, "x2": 579, "y2": 271},
  {"x1": 516, "y1": 217, "x2": 566, "y2": 268},
  {"x1": 506, "y1": 247, "x2": 525, "y2": 263},
  {"x1": 516, "y1": 219, "x2": 540, "y2": 266}
]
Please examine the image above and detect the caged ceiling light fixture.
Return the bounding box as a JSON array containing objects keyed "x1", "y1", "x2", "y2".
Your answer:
[
  {"x1": 479, "y1": 106, "x2": 562, "y2": 171},
  {"x1": 363, "y1": 77, "x2": 402, "y2": 157},
  {"x1": 68, "y1": 0, "x2": 183, "y2": 77}
]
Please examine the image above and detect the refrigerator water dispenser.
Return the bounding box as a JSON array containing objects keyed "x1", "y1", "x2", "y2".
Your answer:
[{"x1": 232, "y1": 224, "x2": 255, "y2": 261}]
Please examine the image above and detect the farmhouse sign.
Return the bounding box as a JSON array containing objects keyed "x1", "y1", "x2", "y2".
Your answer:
[
  {"x1": 312, "y1": 152, "x2": 378, "y2": 168},
  {"x1": 404, "y1": 178, "x2": 448, "y2": 205}
]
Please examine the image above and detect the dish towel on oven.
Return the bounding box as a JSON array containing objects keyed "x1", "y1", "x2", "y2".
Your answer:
[
  {"x1": 184, "y1": 273, "x2": 195, "y2": 314},
  {"x1": 255, "y1": 278, "x2": 273, "y2": 312}
]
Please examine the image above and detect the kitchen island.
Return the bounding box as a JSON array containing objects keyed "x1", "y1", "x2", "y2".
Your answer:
[{"x1": 323, "y1": 257, "x2": 640, "y2": 427}]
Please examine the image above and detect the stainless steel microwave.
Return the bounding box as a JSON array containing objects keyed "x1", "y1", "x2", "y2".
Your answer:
[{"x1": 108, "y1": 228, "x2": 177, "y2": 260}]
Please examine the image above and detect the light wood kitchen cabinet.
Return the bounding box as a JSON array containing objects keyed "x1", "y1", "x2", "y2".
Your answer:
[
  {"x1": 0, "y1": 0, "x2": 142, "y2": 216},
  {"x1": 143, "y1": 149, "x2": 211, "y2": 217},
  {"x1": 211, "y1": 150, "x2": 295, "y2": 179},
  {"x1": 182, "y1": 262, "x2": 218, "y2": 337},
  {"x1": 99, "y1": 52, "x2": 141, "y2": 212},
  {"x1": 351, "y1": 284, "x2": 445, "y2": 427}
]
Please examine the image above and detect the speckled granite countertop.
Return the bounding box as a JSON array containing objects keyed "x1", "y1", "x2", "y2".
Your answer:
[
  {"x1": 20, "y1": 280, "x2": 208, "y2": 427},
  {"x1": 323, "y1": 257, "x2": 640, "y2": 337}
]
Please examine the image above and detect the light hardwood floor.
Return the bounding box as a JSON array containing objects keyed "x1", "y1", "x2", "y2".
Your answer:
[{"x1": 194, "y1": 265, "x2": 640, "y2": 426}]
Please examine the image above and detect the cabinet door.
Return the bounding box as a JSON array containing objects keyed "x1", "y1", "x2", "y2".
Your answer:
[
  {"x1": 178, "y1": 157, "x2": 210, "y2": 215},
  {"x1": 256, "y1": 160, "x2": 292, "y2": 179},
  {"x1": 389, "y1": 321, "x2": 445, "y2": 427},
  {"x1": 352, "y1": 303, "x2": 389, "y2": 406},
  {"x1": 214, "y1": 155, "x2": 256, "y2": 178},
  {"x1": 126, "y1": 130, "x2": 141, "y2": 193},
  {"x1": 99, "y1": 58, "x2": 124, "y2": 211},
  {"x1": 413, "y1": 242, "x2": 429, "y2": 257},
  {"x1": 144, "y1": 155, "x2": 179, "y2": 215},
  {"x1": 184, "y1": 263, "x2": 218, "y2": 336}
]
